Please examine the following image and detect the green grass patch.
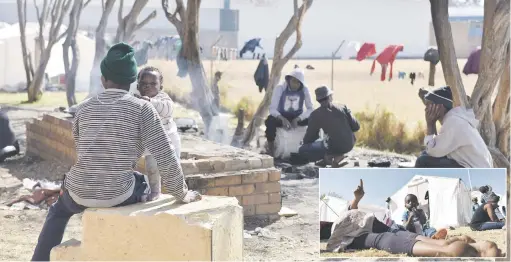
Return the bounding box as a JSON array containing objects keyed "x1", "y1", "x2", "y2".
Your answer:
[{"x1": 0, "y1": 92, "x2": 88, "y2": 108}]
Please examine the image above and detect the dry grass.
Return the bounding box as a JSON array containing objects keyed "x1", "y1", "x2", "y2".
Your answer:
[
  {"x1": 320, "y1": 226, "x2": 507, "y2": 258},
  {"x1": 152, "y1": 58, "x2": 478, "y2": 154},
  {"x1": 0, "y1": 91, "x2": 88, "y2": 108}
]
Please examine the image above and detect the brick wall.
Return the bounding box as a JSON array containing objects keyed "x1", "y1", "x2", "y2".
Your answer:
[{"x1": 26, "y1": 114, "x2": 282, "y2": 219}]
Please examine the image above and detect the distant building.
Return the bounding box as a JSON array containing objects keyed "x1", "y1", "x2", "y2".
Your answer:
[{"x1": 429, "y1": 16, "x2": 483, "y2": 58}]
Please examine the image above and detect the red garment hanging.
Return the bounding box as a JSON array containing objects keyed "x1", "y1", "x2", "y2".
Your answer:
[
  {"x1": 370, "y1": 45, "x2": 404, "y2": 81},
  {"x1": 356, "y1": 43, "x2": 377, "y2": 61}
]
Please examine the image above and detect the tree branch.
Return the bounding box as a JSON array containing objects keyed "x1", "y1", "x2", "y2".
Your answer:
[
  {"x1": 282, "y1": 0, "x2": 310, "y2": 62},
  {"x1": 430, "y1": 0, "x2": 469, "y2": 108},
  {"x1": 161, "y1": 0, "x2": 184, "y2": 35},
  {"x1": 84, "y1": 0, "x2": 92, "y2": 8},
  {"x1": 134, "y1": 10, "x2": 157, "y2": 32},
  {"x1": 118, "y1": 0, "x2": 124, "y2": 26}
]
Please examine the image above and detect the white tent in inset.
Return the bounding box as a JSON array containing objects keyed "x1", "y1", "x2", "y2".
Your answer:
[
  {"x1": 320, "y1": 195, "x2": 386, "y2": 223},
  {"x1": 388, "y1": 175, "x2": 472, "y2": 229}
]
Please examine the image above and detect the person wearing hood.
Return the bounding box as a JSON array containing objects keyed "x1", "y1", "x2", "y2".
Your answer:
[
  {"x1": 415, "y1": 86, "x2": 493, "y2": 168},
  {"x1": 326, "y1": 179, "x2": 502, "y2": 257},
  {"x1": 299, "y1": 86, "x2": 360, "y2": 167},
  {"x1": 265, "y1": 68, "x2": 314, "y2": 156}
]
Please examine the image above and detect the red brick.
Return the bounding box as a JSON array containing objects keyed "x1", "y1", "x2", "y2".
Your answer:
[
  {"x1": 242, "y1": 194, "x2": 268, "y2": 205},
  {"x1": 256, "y1": 203, "x2": 281, "y2": 215},
  {"x1": 243, "y1": 205, "x2": 255, "y2": 216},
  {"x1": 268, "y1": 193, "x2": 281, "y2": 204},
  {"x1": 215, "y1": 175, "x2": 242, "y2": 186},
  {"x1": 242, "y1": 171, "x2": 268, "y2": 184},
  {"x1": 43, "y1": 114, "x2": 59, "y2": 125},
  {"x1": 205, "y1": 187, "x2": 229, "y2": 196},
  {"x1": 254, "y1": 182, "x2": 281, "y2": 194},
  {"x1": 229, "y1": 184, "x2": 255, "y2": 196},
  {"x1": 268, "y1": 169, "x2": 281, "y2": 181},
  {"x1": 59, "y1": 118, "x2": 73, "y2": 130}
]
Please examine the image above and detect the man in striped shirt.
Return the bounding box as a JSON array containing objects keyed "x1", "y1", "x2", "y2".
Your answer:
[{"x1": 31, "y1": 43, "x2": 201, "y2": 261}]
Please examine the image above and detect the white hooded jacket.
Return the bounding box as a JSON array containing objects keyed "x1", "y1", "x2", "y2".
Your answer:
[
  {"x1": 269, "y1": 68, "x2": 314, "y2": 120},
  {"x1": 424, "y1": 107, "x2": 493, "y2": 168}
]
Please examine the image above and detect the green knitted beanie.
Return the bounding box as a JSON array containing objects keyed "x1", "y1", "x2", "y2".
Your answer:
[{"x1": 100, "y1": 42, "x2": 138, "y2": 85}]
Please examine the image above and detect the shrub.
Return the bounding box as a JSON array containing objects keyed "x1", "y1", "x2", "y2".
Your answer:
[
  {"x1": 234, "y1": 96, "x2": 257, "y2": 121},
  {"x1": 354, "y1": 106, "x2": 425, "y2": 154}
]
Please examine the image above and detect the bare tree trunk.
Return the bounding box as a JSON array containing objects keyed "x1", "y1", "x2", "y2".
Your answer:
[
  {"x1": 430, "y1": 0, "x2": 469, "y2": 108},
  {"x1": 63, "y1": 0, "x2": 88, "y2": 107},
  {"x1": 16, "y1": 0, "x2": 34, "y2": 91},
  {"x1": 428, "y1": 62, "x2": 435, "y2": 86},
  {"x1": 162, "y1": 0, "x2": 217, "y2": 133},
  {"x1": 28, "y1": 0, "x2": 73, "y2": 102},
  {"x1": 89, "y1": 0, "x2": 116, "y2": 97},
  {"x1": 241, "y1": 0, "x2": 313, "y2": 147},
  {"x1": 470, "y1": 0, "x2": 509, "y2": 146},
  {"x1": 231, "y1": 109, "x2": 245, "y2": 147},
  {"x1": 115, "y1": 0, "x2": 157, "y2": 43},
  {"x1": 430, "y1": 0, "x2": 510, "y2": 169},
  {"x1": 492, "y1": 51, "x2": 510, "y2": 158}
]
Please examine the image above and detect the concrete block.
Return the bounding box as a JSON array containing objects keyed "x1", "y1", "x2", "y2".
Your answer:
[
  {"x1": 254, "y1": 182, "x2": 281, "y2": 194},
  {"x1": 180, "y1": 160, "x2": 199, "y2": 174},
  {"x1": 211, "y1": 159, "x2": 226, "y2": 172},
  {"x1": 224, "y1": 159, "x2": 249, "y2": 172},
  {"x1": 242, "y1": 170, "x2": 268, "y2": 184},
  {"x1": 260, "y1": 156, "x2": 274, "y2": 168},
  {"x1": 195, "y1": 159, "x2": 213, "y2": 172},
  {"x1": 242, "y1": 194, "x2": 269, "y2": 205},
  {"x1": 274, "y1": 126, "x2": 307, "y2": 159},
  {"x1": 52, "y1": 195, "x2": 243, "y2": 261},
  {"x1": 247, "y1": 158, "x2": 263, "y2": 169},
  {"x1": 256, "y1": 203, "x2": 282, "y2": 215},
  {"x1": 215, "y1": 175, "x2": 242, "y2": 186},
  {"x1": 50, "y1": 239, "x2": 82, "y2": 261},
  {"x1": 229, "y1": 184, "x2": 255, "y2": 196},
  {"x1": 268, "y1": 169, "x2": 281, "y2": 181}
]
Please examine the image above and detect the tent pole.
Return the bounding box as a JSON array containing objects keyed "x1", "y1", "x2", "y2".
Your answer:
[
  {"x1": 467, "y1": 169, "x2": 473, "y2": 190},
  {"x1": 321, "y1": 199, "x2": 340, "y2": 218}
]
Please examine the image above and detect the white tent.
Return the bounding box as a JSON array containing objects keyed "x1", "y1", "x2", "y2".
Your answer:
[
  {"x1": 388, "y1": 175, "x2": 472, "y2": 229},
  {"x1": 470, "y1": 190, "x2": 506, "y2": 219},
  {"x1": 0, "y1": 23, "x2": 95, "y2": 92},
  {"x1": 320, "y1": 195, "x2": 386, "y2": 223}
]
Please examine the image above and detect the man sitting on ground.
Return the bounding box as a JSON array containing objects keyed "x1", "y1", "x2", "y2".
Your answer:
[
  {"x1": 415, "y1": 86, "x2": 493, "y2": 168},
  {"x1": 31, "y1": 43, "x2": 201, "y2": 261},
  {"x1": 265, "y1": 68, "x2": 313, "y2": 156},
  {"x1": 470, "y1": 194, "x2": 506, "y2": 231},
  {"x1": 402, "y1": 194, "x2": 447, "y2": 239},
  {"x1": 326, "y1": 179, "x2": 501, "y2": 257},
  {"x1": 299, "y1": 86, "x2": 359, "y2": 167}
]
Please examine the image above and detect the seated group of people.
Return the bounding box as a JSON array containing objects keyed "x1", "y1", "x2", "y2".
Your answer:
[
  {"x1": 470, "y1": 185, "x2": 506, "y2": 231},
  {"x1": 324, "y1": 180, "x2": 503, "y2": 257},
  {"x1": 264, "y1": 69, "x2": 494, "y2": 168}
]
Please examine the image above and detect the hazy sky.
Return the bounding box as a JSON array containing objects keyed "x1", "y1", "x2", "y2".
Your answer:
[{"x1": 319, "y1": 168, "x2": 507, "y2": 206}]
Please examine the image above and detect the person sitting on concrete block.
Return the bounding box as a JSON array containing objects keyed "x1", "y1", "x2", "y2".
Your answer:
[
  {"x1": 415, "y1": 86, "x2": 493, "y2": 168},
  {"x1": 299, "y1": 86, "x2": 360, "y2": 167},
  {"x1": 265, "y1": 68, "x2": 313, "y2": 156},
  {"x1": 0, "y1": 109, "x2": 20, "y2": 162},
  {"x1": 31, "y1": 43, "x2": 202, "y2": 262}
]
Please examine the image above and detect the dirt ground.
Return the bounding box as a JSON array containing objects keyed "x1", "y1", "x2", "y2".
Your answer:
[
  {"x1": 320, "y1": 226, "x2": 507, "y2": 258},
  {"x1": 0, "y1": 104, "x2": 322, "y2": 261}
]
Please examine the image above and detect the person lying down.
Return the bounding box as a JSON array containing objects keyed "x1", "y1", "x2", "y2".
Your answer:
[{"x1": 326, "y1": 179, "x2": 502, "y2": 257}]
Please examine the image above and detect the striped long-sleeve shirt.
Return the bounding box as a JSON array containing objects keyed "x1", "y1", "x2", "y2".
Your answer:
[
  {"x1": 149, "y1": 92, "x2": 178, "y2": 134},
  {"x1": 65, "y1": 89, "x2": 187, "y2": 207}
]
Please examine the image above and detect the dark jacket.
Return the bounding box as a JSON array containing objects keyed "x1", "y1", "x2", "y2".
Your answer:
[
  {"x1": 0, "y1": 110, "x2": 16, "y2": 149},
  {"x1": 254, "y1": 57, "x2": 269, "y2": 93},
  {"x1": 303, "y1": 104, "x2": 360, "y2": 154}
]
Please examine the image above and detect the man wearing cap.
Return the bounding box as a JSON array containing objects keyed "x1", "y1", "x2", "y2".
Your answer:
[
  {"x1": 31, "y1": 43, "x2": 201, "y2": 261},
  {"x1": 415, "y1": 86, "x2": 492, "y2": 168},
  {"x1": 299, "y1": 86, "x2": 360, "y2": 167},
  {"x1": 265, "y1": 68, "x2": 314, "y2": 156}
]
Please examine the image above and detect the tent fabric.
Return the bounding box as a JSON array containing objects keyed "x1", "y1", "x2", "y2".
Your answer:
[
  {"x1": 356, "y1": 42, "x2": 376, "y2": 61},
  {"x1": 370, "y1": 45, "x2": 404, "y2": 81},
  {"x1": 423, "y1": 47, "x2": 440, "y2": 65},
  {"x1": 340, "y1": 41, "x2": 361, "y2": 60},
  {"x1": 463, "y1": 48, "x2": 481, "y2": 75},
  {"x1": 388, "y1": 175, "x2": 472, "y2": 229},
  {"x1": 320, "y1": 196, "x2": 386, "y2": 223},
  {"x1": 240, "y1": 38, "x2": 262, "y2": 58}
]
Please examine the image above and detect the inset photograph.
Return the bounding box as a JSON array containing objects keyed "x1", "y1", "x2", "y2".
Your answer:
[{"x1": 319, "y1": 168, "x2": 507, "y2": 258}]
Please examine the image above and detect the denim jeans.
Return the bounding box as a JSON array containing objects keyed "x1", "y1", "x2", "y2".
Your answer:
[
  {"x1": 414, "y1": 151, "x2": 464, "y2": 168},
  {"x1": 478, "y1": 221, "x2": 505, "y2": 231},
  {"x1": 422, "y1": 227, "x2": 437, "y2": 237},
  {"x1": 299, "y1": 141, "x2": 327, "y2": 162},
  {"x1": 31, "y1": 171, "x2": 149, "y2": 261}
]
